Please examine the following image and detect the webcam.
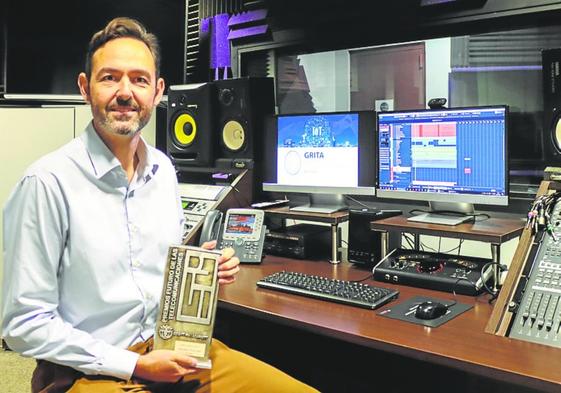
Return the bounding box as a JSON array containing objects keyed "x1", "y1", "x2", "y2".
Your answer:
[{"x1": 428, "y1": 98, "x2": 447, "y2": 109}]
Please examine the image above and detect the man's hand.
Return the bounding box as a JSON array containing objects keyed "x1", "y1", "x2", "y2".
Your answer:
[
  {"x1": 133, "y1": 349, "x2": 198, "y2": 382},
  {"x1": 201, "y1": 240, "x2": 240, "y2": 285}
]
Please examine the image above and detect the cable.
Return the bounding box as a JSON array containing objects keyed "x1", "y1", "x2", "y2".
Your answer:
[
  {"x1": 408, "y1": 208, "x2": 490, "y2": 223},
  {"x1": 231, "y1": 185, "x2": 251, "y2": 208},
  {"x1": 402, "y1": 233, "x2": 415, "y2": 249},
  {"x1": 480, "y1": 261, "x2": 509, "y2": 303},
  {"x1": 350, "y1": 273, "x2": 375, "y2": 283},
  {"x1": 370, "y1": 248, "x2": 397, "y2": 278},
  {"x1": 420, "y1": 241, "x2": 437, "y2": 253},
  {"x1": 345, "y1": 195, "x2": 370, "y2": 209},
  {"x1": 472, "y1": 213, "x2": 491, "y2": 222},
  {"x1": 441, "y1": 239, "x2": 464, "y2": 255},
  {"x1": 449, "y1": 276, "x2": 479, "y2": 307},
  {"x1": 526, "y1": 190, "x2": 561, "y2": 234}
]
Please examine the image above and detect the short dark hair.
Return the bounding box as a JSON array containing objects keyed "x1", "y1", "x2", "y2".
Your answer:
[{"x1": 85, "y1": 17, "x2": 161, "y2": 80}]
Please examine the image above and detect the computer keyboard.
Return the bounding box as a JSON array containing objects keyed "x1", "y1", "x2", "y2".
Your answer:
[{"x1": 257, "y1": 271, "x2": 399, "y2": 310}]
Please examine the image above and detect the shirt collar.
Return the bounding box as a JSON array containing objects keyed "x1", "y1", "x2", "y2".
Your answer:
[
  {"x1": 136, "y1": 136, "x2": 159, "y2": 182},
  {"x1": 81, "y1": 122, "x2": 159, "y2": 182}
]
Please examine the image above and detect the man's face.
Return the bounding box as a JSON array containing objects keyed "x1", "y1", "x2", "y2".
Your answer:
[{"x1": 78, "y1": 37, "x2": 164, "y2": 137}]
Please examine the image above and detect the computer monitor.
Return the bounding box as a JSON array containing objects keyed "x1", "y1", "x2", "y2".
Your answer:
[
  {"x1": 262, "y1": 111, "x2": 377, "y2": 213},
  {"x1": 377, "y1": 106, "x2": 508, "y2": 225}
]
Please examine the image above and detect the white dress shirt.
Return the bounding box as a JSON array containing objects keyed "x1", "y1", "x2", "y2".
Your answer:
[{"x1": 2, "y1": 123, "x2": 184, "y2": 380}]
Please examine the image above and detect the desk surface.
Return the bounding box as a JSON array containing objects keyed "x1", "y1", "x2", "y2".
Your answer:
[
  {"x1": 218, "y1": 256, "x2": 561, "y2": 392},
  {"x1": 370, "y1": 215, "x2": 525, "y2": 243}
]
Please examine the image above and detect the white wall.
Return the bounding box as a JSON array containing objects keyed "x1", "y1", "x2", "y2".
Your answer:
[
  {"x1": 425, "y1": 37, "x2": 451, "y2": 104},
  {"x1": 1, "y1": 107, "x2": 77, "y2": 327},
  {"x1": 0, "y1": 105, "x2": 156, "y2": 329},
  {"x1": 299, "y1": 38, "x2": 452, "y2": 111},
  {"x1": 298, "y1": 50, "x2": 350, "y2": 112}
]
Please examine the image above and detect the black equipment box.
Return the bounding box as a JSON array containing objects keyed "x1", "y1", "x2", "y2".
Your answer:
[
  {"x1": 348, "y1": 208, "x2": 402, "y2": 267},
  {"x1": 264, "y1": 224, "x2": 331, "y2": 260},
  {"x1": 373, "y1": 249, "x2": 493, "y2": 296}
]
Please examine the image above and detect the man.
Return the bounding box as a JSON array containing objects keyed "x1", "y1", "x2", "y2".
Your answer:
[{"x1": 2, "y1": 17, "x2": 318, "y2": 393}]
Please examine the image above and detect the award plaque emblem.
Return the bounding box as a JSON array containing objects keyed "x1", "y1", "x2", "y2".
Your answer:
[
  {"x1": 154, "y1": 245, "x2": 221, "y2": 369},
  {"x1": 158, "y1": 324, "x2": 174, "y2": 340}
]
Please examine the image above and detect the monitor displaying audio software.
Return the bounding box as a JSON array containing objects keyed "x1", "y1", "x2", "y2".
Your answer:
[
  {"x1": 377, "y1": 106, "x2": 508, "y2": 225},
  {"x1": 263, "y1": 111, "x2": 377, "y2": 213}
]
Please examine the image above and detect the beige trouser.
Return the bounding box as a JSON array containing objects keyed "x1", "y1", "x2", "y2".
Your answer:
[{"x1": 31, "y1": 338, "x2": 320, "y2": 393}]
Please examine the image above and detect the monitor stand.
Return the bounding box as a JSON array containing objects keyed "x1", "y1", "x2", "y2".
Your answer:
[
  {"x1": 407, "y1": 201, "x2": 474, "y2": 226},
  {"x1": 290, "y1": 193, "x2": 347, "y2": 214}
]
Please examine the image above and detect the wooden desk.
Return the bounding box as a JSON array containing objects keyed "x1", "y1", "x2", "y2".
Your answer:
[
  {"x1": 370, "y1": 215, "x2": 525, "y2": 289},
  {"x1": 218, "y1": 256, "x2": 561, "y2": 392},
  {"x1": 263, "y1": 207, "x2": 349, "y2": 263}
]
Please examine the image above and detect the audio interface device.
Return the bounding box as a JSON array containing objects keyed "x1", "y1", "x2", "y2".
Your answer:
[{"x1": 373, "y1": 249, "x2": 494, "y2": 296}]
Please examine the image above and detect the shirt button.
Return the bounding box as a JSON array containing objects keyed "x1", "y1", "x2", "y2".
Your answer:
[{"x1": 132, "y1": 260, "x2": 141, "y2": 268}]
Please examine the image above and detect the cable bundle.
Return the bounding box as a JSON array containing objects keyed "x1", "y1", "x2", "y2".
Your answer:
[{"x1": 526, "y1": 191, "x2": 561, "y2": 236}]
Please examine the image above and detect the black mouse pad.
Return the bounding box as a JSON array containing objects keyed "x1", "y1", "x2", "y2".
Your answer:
[{"x1": 377, "y1": 296, "x2": 473, "y2": 328}]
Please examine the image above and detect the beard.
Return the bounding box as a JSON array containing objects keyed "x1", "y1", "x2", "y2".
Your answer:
[{"x1": 94, "y1": 98, "x2": 152, "y2": 137}]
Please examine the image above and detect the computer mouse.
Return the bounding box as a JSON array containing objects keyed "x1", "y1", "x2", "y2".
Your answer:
[{"x1": 415, "y1": 301, "x2": 449, "y2": 320}]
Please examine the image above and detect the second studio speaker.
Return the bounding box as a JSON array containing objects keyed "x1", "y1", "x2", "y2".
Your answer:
[
  {"x1": 543, "y1": 48, "x2": 561, "y2": 163},
  {"x1": 214, "y1": 77, "x2": 275, "y2": 168},
  {"x1": 167, "y1": 83, "x2": 216, "y2": 167}
]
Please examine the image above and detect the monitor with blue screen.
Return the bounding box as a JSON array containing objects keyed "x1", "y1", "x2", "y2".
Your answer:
[
  {"x1": 263, "y1": 111, "x2": 377, "y2": 213},
  {"x1": 377, "y1": 106, "x2": 508, "y2": 225}
]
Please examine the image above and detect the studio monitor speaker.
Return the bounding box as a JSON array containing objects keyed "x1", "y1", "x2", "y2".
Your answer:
[
  {"x1": 167, "y1": 83, "x2": 216, "y2": 167},
  {"x1": 543, "y1": 48, "x2": 561, "y2": 163},
  {"x1": 213, "y1": 77, "x2": 275, "y2": 168}
]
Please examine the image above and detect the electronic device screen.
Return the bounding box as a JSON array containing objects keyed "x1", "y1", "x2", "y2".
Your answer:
[
  {"x1": 277, "y1": 113, "x2": 359, "y2": 187},
  {"x1": 182, "y1": 200, "x2": 199, "y2": 211},
  {"x1": 263, "y1": 111, "x2": 377, "y2": 196},
  {"x1": 225, "y1": 214, "x2": 257, "y2": 235},
  {"x1": 377, "y1": 106, "x2": 508, "y2": 206}
]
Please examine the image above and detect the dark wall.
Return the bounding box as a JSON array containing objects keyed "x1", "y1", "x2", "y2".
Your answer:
[
  {"x1": 229, "y1": 0, "x2": 561, "y2": 76},
  {"x1": 227, "y1": 0, "x2": 561, "y2": 200},
  {"x1": 257, "y1": 0, "x2": 561, "y2": 53},
  {"x1": 2, "y1": 0, "x2": 185, "y2": 95}
]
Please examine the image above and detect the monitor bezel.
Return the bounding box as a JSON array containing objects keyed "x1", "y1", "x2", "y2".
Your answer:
[
  {"x1": 376, "y1": 105, "x2": 509, "y2": 206},
  {"x1": 262, "y1": 110, "x2": 377, "y2": 196}
]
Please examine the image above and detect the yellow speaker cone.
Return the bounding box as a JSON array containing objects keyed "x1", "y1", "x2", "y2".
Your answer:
[
  {"x1": 556, "y1": 118, "x2": 561, "y2": 151},
  {"x1": 222, "y1": 120, "x2": 245, "y2": 151},
  {"x1": 173, "y1": 113, "x2": 197, "y2": 146}
]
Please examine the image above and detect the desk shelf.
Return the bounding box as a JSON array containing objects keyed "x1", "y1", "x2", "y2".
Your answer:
[
  {"x1": 370, "y1": 215, "x2": 525, "y2": 293},
  {"x1": 263, "y1": 207, "x2": 348, "y2": 263},
  {"x1": 369, "y1": 215, "x2": 524, "y2": 244}
]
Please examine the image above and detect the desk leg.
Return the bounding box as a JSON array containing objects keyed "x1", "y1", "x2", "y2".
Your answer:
[
  {"x1": 413, "y1": 233, "x2": 420, "y2": 250},
  {"x1": 491, "y1": 243, "x2": 500, "y2": 291},
  {"x1": 380, "y1": 231, "x2": 388, "y2": 259},
  {"x1": 330, "y1": 223, "x2": 340, "y2": 264}
]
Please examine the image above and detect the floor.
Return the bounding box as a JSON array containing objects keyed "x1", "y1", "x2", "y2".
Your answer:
[{"x1": 0, "y1": 349, "x2": 35, "y2": 393}]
